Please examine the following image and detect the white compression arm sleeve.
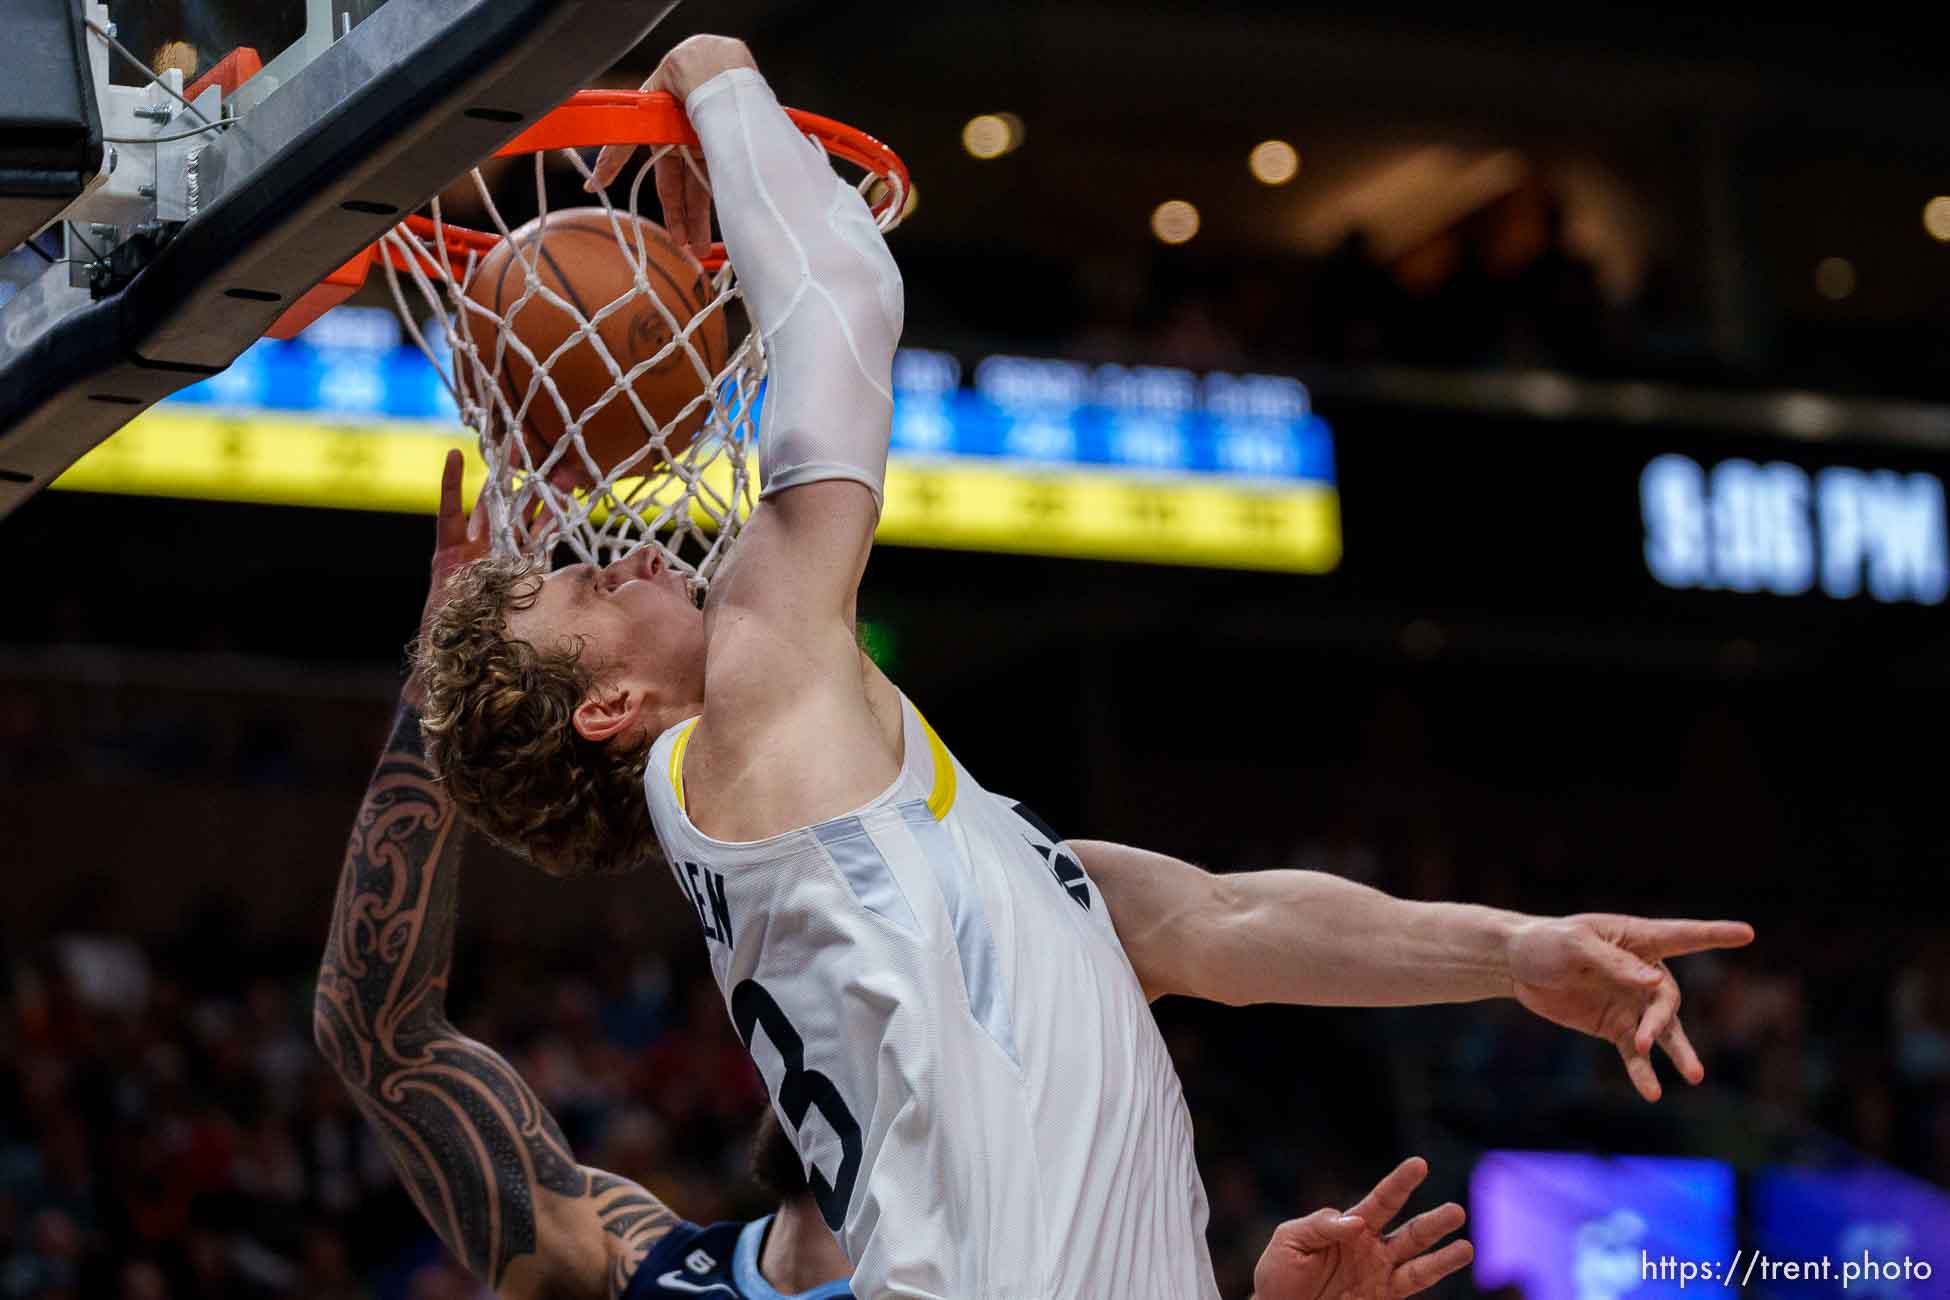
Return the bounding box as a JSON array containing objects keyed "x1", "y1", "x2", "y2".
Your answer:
[{"x1": 686, "y1": 67, "x2": 904, "y2": 508}]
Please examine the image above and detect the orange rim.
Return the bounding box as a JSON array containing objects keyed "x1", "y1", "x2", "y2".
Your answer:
[{"x1": 382, "y1": 88, "x2": 909, "y2": 277}]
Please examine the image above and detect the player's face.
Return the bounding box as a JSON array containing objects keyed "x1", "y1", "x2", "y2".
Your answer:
[{"x1": 505, "y1": 548, "x2": 705, "y2": 713}]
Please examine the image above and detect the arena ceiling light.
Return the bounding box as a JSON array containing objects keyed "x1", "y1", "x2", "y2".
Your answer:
[
  {"x1": 1151, "y1": 199, "x2": 1200, "y2": 245},
  {"x1": 1924, "y1": 196, "x2": 1950, "y2": 242},
  {"x1": 1249, "y1": 140, "x2": 1300, "y2": 185},
  {"x1": 961, "y1": 112, "x2": 1023, "y2": 160}
]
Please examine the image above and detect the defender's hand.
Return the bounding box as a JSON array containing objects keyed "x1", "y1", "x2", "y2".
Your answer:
[
  {"x1": 1253, "y1": 1158, "x2": 1471, "y2": 1300},
  {"x1": 427, "y1": 449, "x2": 490, "y2": 609},
  {"x1": 408, "y1": 450, "x2": 489, "y2": 707},
  {"x1": 586, "y1": 35, "x2": 757, "y2": 256},
  {"x1": 1508, "y1": 913, "x2": 1754, "y2": 1102}
]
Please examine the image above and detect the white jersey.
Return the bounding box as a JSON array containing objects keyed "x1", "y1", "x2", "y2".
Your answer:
[{"x1": 644, "y1": 697, "x2": 1217, "y2": 1300}]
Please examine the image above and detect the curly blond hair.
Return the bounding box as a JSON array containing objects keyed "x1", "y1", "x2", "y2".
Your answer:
[{"x1": 415, "y1": 555, "x2": 658, "y2": 876}]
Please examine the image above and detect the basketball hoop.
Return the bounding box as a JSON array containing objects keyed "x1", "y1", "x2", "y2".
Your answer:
[{"x1": 359, "y1": 89, "x2": 910, "y2": 582}]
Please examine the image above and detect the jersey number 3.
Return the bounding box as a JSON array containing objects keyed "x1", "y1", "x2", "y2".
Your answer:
[{"x1": 730, "y1": 979, "x2": 863, "y2": 1232}]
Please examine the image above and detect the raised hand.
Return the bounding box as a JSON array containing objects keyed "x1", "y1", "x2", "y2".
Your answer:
[
  {"x1": 1253, "y1": 1157, "x2": 1472, "y2": 1300},
  {"x1": 425, "y1": 448, "x2": 489, "y2": 612},
  {"x1": 1508, "y1": 913, "x2": 1755, "y2": 1101}
]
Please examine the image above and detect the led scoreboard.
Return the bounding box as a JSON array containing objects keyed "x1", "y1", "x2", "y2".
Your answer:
[
  {"x1": 885, "y1": 352, "x2": 1338, "y2": 572},
  {"x1": 51, "y1": 309, "x2": 1341, "y2": 575}
]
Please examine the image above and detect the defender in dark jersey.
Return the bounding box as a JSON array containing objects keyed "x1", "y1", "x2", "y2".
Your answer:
[
  {"x1": 620, "y1": 1107, "x2": 850, "y2": 1300},
  {"x1": 624, "y1": 1116, "x2": 850, "y2": 1300},
  {"x1": 313, "y1": 455, "x2": 1474, "y2": 1300}
]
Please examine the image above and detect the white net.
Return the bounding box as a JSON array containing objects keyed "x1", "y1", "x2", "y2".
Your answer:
[{"x1": 383, "y1": 130, "x2": 905, "y2": 587}]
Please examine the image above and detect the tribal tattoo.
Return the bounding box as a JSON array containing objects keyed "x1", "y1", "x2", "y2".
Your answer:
[{"x1": 314, "y1": 704, "x2": 674, "y2": 1297}]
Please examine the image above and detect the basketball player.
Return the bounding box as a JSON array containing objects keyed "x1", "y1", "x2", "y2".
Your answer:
[
  {"x1": 417, "y1": 34, "x2": 1752, "y2": 1300},
  {"x1": 315, "y1": 455, "x2": 1476, "y2": 1300}
]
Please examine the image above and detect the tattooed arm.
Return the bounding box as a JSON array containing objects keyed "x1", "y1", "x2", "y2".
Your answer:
[{"x1": 313, "y1": 452, "x2": 678, "y2": 1299}]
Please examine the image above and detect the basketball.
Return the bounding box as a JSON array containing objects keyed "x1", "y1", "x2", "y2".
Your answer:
[{"x1": 464, "y1": 208, "x2": 727, "y2": 481}]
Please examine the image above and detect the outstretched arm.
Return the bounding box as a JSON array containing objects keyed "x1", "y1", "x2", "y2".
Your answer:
[
  {"x1": 1082, "y1": 841, "x2": 1524, "y2": 1007},
  {"x1": 312, "y1": 453, "x2": 678, "y2": 1299},
  {"x1": 1076, "y1": 838, "x2": 1754, "y2": 1102}
]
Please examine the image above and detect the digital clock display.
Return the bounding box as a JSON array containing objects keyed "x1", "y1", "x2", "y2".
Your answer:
[{"x1": 1641, "y1": 454, "x2": 1948, "y2": 606}]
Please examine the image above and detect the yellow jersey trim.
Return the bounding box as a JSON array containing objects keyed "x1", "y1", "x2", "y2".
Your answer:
[
  {"x1": 670, "y1": 711, "x2": 950, "y2": 821},
  {"x1": 669, "y1": 718, "x2": 701, "y2": 812},
  {"x1": 912, "y1": 706, "x2": 957, "y2": 820}
]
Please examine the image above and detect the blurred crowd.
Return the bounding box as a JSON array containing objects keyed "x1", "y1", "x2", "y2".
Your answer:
[
  {"x1": 872, "y1": 173, "x2": 1742, "y2": 394},
  {"x1": 0, "y1": 911, "x2": 781, "y2": 1300},
  {"x1": 1066, "y1": 181, "x2": 1633, "y2": 382},
  {"x1": 934, "y1": 176, "x2": 1950, "y2": 402}
]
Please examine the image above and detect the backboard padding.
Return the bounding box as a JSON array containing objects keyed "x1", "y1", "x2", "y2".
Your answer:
[{"x1": 0, "y1": 0, "x2": 103, "y2": 254}]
